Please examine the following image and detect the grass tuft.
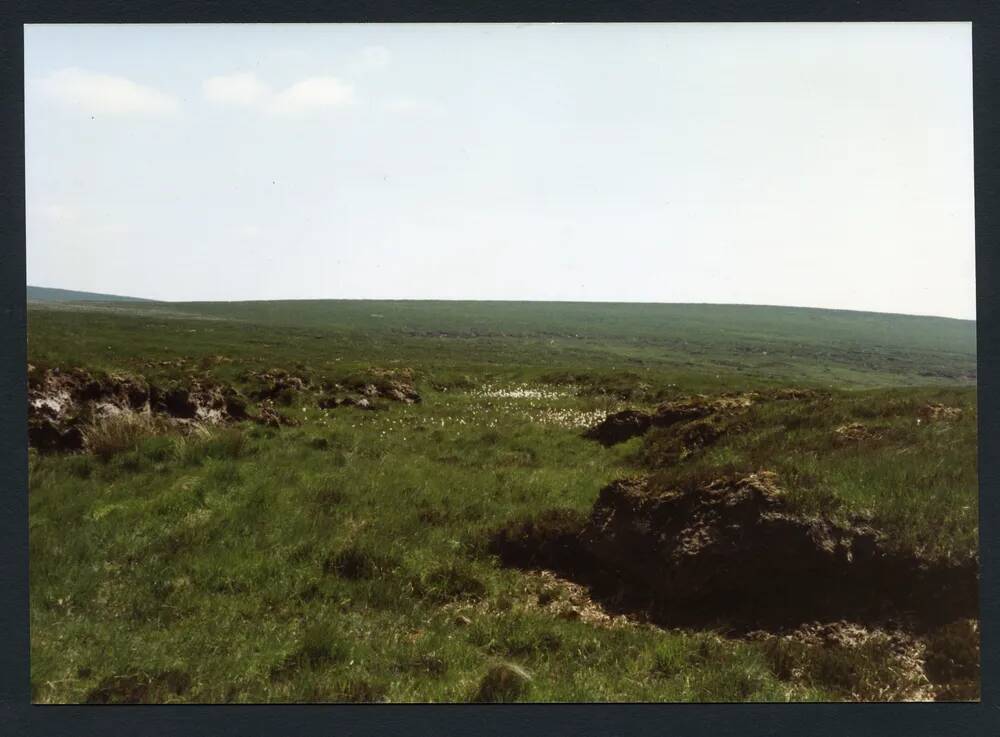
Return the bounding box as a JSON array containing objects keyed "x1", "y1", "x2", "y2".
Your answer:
[
  {"x1": 471, "y1": 662, "x2": 532, "y2": 703},
  {"x1": 418, "y1": 562, "x2": 487, "y2": 603},
  {"x1": 81, "y1": 412, "x2": 161, "y2": 461},
  {"x1": 323, "y1": 546, "x2": 397, "y2": 581}
]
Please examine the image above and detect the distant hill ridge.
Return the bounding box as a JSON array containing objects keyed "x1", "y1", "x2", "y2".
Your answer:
[
  {"x1": 27, "y1": 290, "x2": 975, "y2": 385},
  {"x1": 27, "y1": 286, "x2": 154, "y2": 303},
  {"x1": 25, "y1": 287, "x2": 974, "y2": 324}
]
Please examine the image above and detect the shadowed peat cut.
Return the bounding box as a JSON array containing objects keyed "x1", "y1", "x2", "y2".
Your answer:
[
  {"x1": 491, "y1": 385, "x2": 978, "y2": 700},
  {"x1": 491, "y1": 471, "x2": 977, "y2": 632},
  {"x1": 27, "y1": 364, "x2": 422, "y2": 453}
]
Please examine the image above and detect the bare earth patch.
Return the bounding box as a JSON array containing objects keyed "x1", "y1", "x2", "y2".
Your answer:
[{"x1": 489, "y1": 467, "x2": 979, "y2": 701}]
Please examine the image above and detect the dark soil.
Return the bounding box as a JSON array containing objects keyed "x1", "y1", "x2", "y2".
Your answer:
[
  {"x1": 28, "y1": 367, "x2": 260, "y2": 451},
  {"x1": 255, "y1": 400, "x2": 301, "y2": 427},
  {"x1": 582, "y1": 410, "x2": 651, "y2": 446},
  {"x1": 582, "y1": 389, "x2": 825, "y2": 448},
  {"x1": 28, "y1": 365, "x2": 422, "y2": 452},
  {"x1": 318, "y1": 372, "x2": 421, "y2": 409},
  {"x1": 582, "y1": 392, "x2": 759, "y2": 447},
  {"x1": 488, "y1": 508, "x2": 588, "y2": 573},
  {"x1": 639, "y1": 414, "x2": 743, "y2": 468},
  {"x1": 246, "y1": 369, "x2": 310, "y2": 403},
  {"x1": 919, "y1": 403, "x2": 963, "y2": 422},
  {"x1": 922, "y1": 618, "x2": 980, "y2": 700},
  {"x1": 490, "y1": 471, "x2": 978, "y2": 633},
  {"x1": 651, "y1": 393, "x2": 754, "y2": 427}
]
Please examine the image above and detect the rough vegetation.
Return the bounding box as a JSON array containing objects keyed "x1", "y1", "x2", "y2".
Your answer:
[
  {"x1": 27, "y1": 299, "x2": 978, "y2": 703},
  {"x1": 27, "y1": 364, "x2": 421, "y2": 453},
  {"x1": 491, "y1": 471, "x2": 977, "y2": 631}
]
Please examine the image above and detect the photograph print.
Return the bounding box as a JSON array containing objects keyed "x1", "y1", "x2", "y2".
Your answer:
[{"x1": 25, "y1": 22, "x2": 978, "y2": 703}]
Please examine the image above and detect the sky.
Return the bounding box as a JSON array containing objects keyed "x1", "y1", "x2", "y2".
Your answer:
[{"x1": 24, "y1": 23, "x2": 975, "y2": 319}]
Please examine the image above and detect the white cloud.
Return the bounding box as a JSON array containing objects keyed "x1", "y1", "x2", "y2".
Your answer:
[
  {"x1": 38, "y1": 67, "x2": 178, "y2": 116},
  {"x1": 237, "y1": 224, "x2": 262, "y2": 239},
  {"x1": 267, "y1": 77, "x2": 355, "y2": 116},
  {"x1": 202, "y1": 73, "x2": 355, "y2": 117},
  {"x1": 203, "y1": 72, "x2": 271, "y2": 106}
]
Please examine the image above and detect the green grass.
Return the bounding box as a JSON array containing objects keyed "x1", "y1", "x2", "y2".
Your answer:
[
  {"x1": 641, "y1": 387, "x2": 978, "y2": 559},
  {"x1": 27, "y1": 299, "x2": 975, "y2": 388},
  {"x1": 27, "y1": 300, "x2": 977, "y2": 702}
]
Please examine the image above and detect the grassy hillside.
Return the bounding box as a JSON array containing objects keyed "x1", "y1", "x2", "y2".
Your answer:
[
  {"x1": 27, "y1": 299, "x2": 979, "y2": 703},
  {"x1": 27, "y1": 285, "x2": 153, "y2": 303},
  {"x1": 27, "y1": 300, "x2": 976, "y2": 389}
]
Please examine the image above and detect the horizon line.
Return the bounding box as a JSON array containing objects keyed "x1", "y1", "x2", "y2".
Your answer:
[{"x1": 26, "y1": 284, "x2": 977, "y2": 323}]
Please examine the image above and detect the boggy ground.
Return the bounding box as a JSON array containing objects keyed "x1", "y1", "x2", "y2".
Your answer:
[
  {"x1": 27, "y1": 302, "x2": 978, "y2": 703},
  {"x1": 492, "y1": 389, "x2": 979, "y2": 700},
  {"x1": 29, "y1": 368, "x2": 978, "y2": 702}
]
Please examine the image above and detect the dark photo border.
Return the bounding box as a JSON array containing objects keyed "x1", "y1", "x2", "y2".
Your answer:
[{"x1": 1, "y1": 2, "x2": 997, "y2": 735}]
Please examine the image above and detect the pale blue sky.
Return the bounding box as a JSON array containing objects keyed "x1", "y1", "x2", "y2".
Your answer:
[{"x1": 25, "y1": 23, "x2": 975, "y2": 318}]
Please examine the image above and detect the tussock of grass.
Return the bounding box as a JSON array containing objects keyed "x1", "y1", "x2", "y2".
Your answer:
[
  {"x1": 172, "y1": 427, "x2": 250, "y2": 465},
  {"x1": 299, "y1": 623, "x2": 352, "y2": 667},
  {"x1": 418, "y1": 562, "x2": 488, "y2": 603},
  {"x1": 472, "y1": 662, "x2": 532, "y2": 703},
  {"x1": 81, "y1": 412, "x2": 161, "y2": 461},
  {"x1": 324, "y1": 545, "x2": 398, "y2": 581}
]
